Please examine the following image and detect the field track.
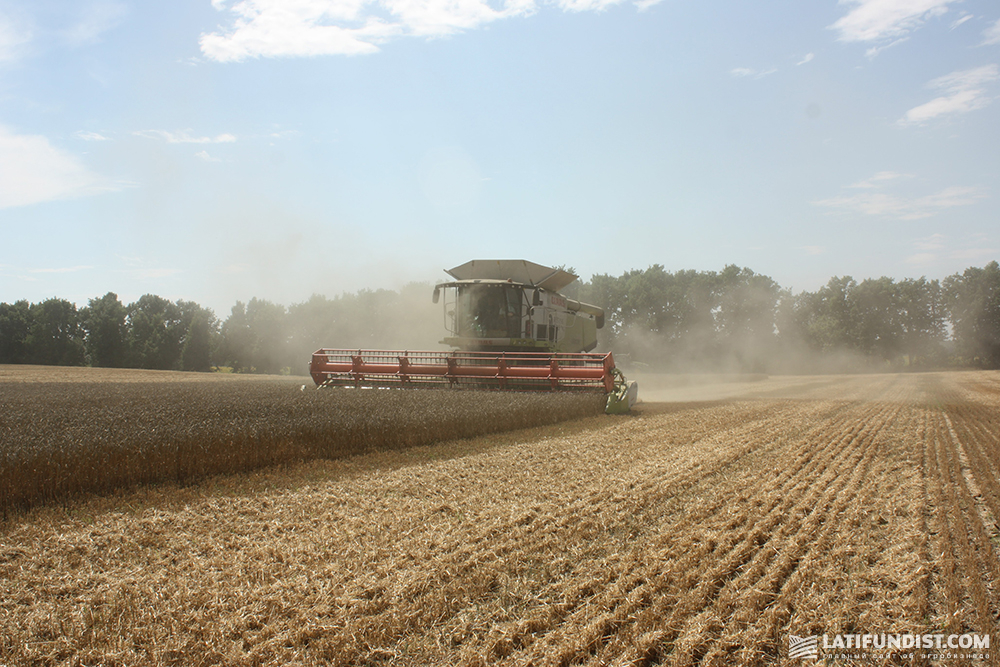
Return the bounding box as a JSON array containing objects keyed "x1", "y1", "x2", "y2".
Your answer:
[{"x1": 2, "y1": 371, "x2": 999, "y2": 666}]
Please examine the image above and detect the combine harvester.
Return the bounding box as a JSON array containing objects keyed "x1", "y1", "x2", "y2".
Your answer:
[{"x1": 309, "y1": 260, "x2": 638, "y2": 413}]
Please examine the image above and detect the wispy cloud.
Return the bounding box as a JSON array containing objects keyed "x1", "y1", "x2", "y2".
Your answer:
[
  {"x1": 815, "y1": 173, "x2": 987, "y2": 220},
  {"x1": 0, "y1": 1, "x2": 132, "y2": 79},
  {"x1": 0, "y1": 264, "x2": 95, "y2": 284},
  {"x1": 899, "y1": 64, "x2": 998, "y2": 126},
  {"x1": 132, "y1": 267, "x2": 182, "y2": 279},
  {"x1": 0, "y1": 12, "x2": 32, "y2": 62},
  {"x1": 863, "y1": 37, "x2": 907, "y2": 59},
  {"x1": 796, "y1": 53, "x2": 814, "y2": 65},
  {"x1": 0, "y1": 125, "x2": 121, "y2": 209},
  {"x1": 983, "y1": 18, "x2": 1000, "y2": 45},
  {"x1": 28, "y1": 265, "x2": 94, "y2": 274},
  {"x1": 831, "y1": 0, "x2": 958, "y2": 44},
  {"x1": 201, "y1": 0, "x2": 660, "y2": 61},
  {"x1": 63, "y1": 2, "x2": 127, "y2": 46},
  {"x1": 195, "y1": 150, "x2": 222, "y2": 162},
  {"x1": 905, "y1": 252, "x2": 936, "y2": 265},
  {"x1": 133, "y1": 129, "x2": 237, "y2": 143},
  {"x1": 730, "y1": 66, "x2": 777, "y2": 79},
  {"x1": 201, "y1": 0, "x2": 521, "y2": 60},
  {"x1": 116, "y1": 255, "x2": 182, "y2": 280},
  {"x1": 76, "y1": 130, "x2": 111, "y2": 141},
  {"x1": 817, "y1": 187, "x2": 986, "y2": 220},
  {"x1": 802, "y1": 246, "x2": 824, "y2": 255},
  {"x1": 906, "y1": 233, "x2": 997, "y2": 264},
  {"x1": 949, "y1": 12, "x2": 971, "y2": 30},
  {"x1": 558, "y1": 0, "x2": 628, "y2": 11},
  {"x1": 218, "y1": 263, "x2": 250, "y2": 275},
  {"x1": 848, "y1": 171, "x2": 911, "y2": 188},
  {"x1": 949, "y1": 246, "x2": 998, "y2": 261},
  {"x1": 913, "y1": 233, "x2": 945, "y2": 250}
]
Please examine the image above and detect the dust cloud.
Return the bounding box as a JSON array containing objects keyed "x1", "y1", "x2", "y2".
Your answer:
[
  {"x1": 282, "y1": 282, "x2": 447, "y2": 372},
  {"x1": 608, "y1": 325, "x2": 888, "y2": 405}
]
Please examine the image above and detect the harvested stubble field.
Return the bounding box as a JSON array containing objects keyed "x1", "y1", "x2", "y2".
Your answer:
[{"x1": 2, "y1": 369, "x2": 1000, "y2": 666}]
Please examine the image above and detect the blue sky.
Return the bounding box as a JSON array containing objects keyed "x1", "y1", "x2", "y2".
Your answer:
[{"x1": 0, "y1": 0, "x2": 998, "y2": 315}]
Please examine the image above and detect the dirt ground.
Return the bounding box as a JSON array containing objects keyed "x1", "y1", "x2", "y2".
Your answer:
[{"x1": 1, "y1": 371, "x2": 998, "y2": 666}]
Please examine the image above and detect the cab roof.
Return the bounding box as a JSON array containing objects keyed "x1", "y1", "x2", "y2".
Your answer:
[{"x1": 445, "y1": 260, "x2": 578, "y2": 292}]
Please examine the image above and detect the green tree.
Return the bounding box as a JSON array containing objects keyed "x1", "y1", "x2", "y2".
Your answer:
[
  {"x1": 286, "y1": 294, "x2": 340, "y2": 374},
  {"x1": 81, "y1": 292, "x2": 127, "y2": 368},
  {"x1": 220, "y1": 301, "x2": 252, "y2": 372},
  {"x1": 896, "y1": 277, "x2": 945, "y2": 365},
  {"x1": 180, "y1": 311, "x2": 214, "y2": 371},
  {"x1": 126, "y1": 295, "x2": 184, "y2": 370},
  {"x1": 220, "y1": 299, "x2": 288, "y2": 373},
  {"x1": 580, "y1": 272, "x2": 628, "y2": 349},
  {"x1": 796, "y1": 276, "x2": 857, "y2": 353},
  {"x1": 622, "y1": 265, "x2": 671, "y2": 335},
  {"x1": 26, "y1": 298, "x2": 86, "y2": 366},
  {"x1": 0, "y1": 300, "x2": 31, "y2": 364},
  {"x1": 944, "y1": 261, "x2": 1000, "y2": 368},
  {"x1": 715, "y1": 265, "x2": 781, "y2": 371},
  {"x1": 176, "y1": 300, "x2": 219, "y2": 372},
  {"x1": 245, "y1": 298, "x2": 288, "y2": 374},
  {"x1": 774, "y1": 287, "x2": 800, "y2": 347},
  {"x1": 850, "y1": 277, "x2": 901, "y2": 362}
]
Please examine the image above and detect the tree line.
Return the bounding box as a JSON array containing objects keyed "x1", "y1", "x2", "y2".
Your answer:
[
  {"x1": 580, "y1": 260, "x2": 1000, "y2": 372},
  {"x1": 0, "y1": 284, "x2": 441, "y2": 375},
  {"x1": 1, "y1": 261, "x2": 997, "y2": 374}
]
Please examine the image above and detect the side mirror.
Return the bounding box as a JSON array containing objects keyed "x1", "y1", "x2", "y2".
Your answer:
[
  {"x1": 532, "y1": 290, "x2": 542, "y2": 306},
  {"x1": 432, "y1": 287, "x2": 440, "y2": 304}
]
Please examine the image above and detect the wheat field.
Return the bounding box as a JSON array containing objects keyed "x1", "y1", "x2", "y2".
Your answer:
[
  {"x1": 0, "y1": 366, "x2": 604, "y2": 516},
  {"x1": 1, "y1": 369, "x2": 999, "y2": 665}
]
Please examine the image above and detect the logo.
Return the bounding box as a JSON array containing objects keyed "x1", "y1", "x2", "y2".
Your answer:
[
  {"x1": 789, "y1": 635, "x2": 819, "y2": 660},
  {"x1": 787, "y1": 631, "x2": 990, "y2": 662}
]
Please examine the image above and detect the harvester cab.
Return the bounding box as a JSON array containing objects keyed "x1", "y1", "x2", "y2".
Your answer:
[
  {"x1": 310, "y1": 260, "x2": 638, "y2": 413},
  {"x1": 432, "y1": 259, "x2": 604, "y2": 355}
]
